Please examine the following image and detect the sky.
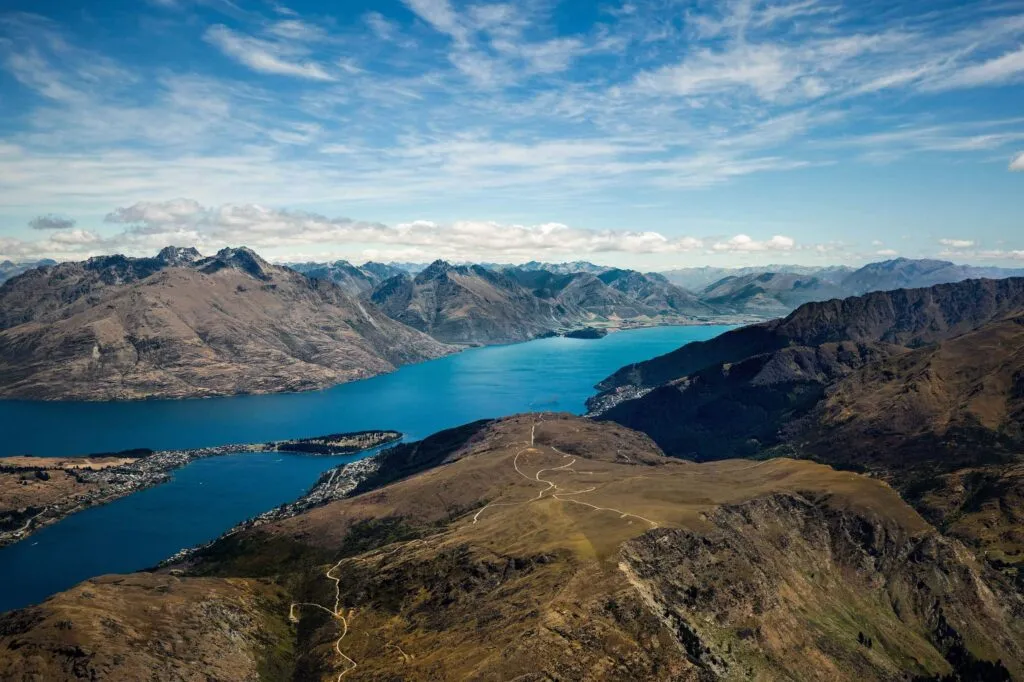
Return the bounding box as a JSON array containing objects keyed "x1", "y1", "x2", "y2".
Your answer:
[{"x1": 0, "y1": 0, "x2": 1022, "y2": 269}]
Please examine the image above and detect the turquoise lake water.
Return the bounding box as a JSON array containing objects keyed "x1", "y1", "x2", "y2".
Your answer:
[{"x1": 0, "y1": 325, "x2": 729, "y2": 612}]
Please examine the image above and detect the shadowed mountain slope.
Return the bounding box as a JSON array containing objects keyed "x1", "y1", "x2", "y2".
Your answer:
[
  {"x1": 592, "y1": 277, "x2": 1024, "y2": 586},
  {"x1": 596, "y1": 276, "x2": 1024, "y2": 395}
]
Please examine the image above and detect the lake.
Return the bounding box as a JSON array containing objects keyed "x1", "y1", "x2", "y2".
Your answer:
[{"x1": 0, "y1": 325, "x2": 729, "y2": 611}]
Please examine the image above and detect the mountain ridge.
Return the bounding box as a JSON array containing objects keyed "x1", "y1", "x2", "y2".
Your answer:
[
  {"x1": 1, "y1": 414, "x2": 1020, "y2": 680},
  {"x1": 0, "y1": 247, "x2": 453, "y2": 400}
]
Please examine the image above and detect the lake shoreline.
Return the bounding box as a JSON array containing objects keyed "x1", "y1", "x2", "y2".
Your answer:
[
  {"x1": 0, "y1": 317, "x2": 759, "y2": 405},
  {"x1": 0, "y1": 430, "x2": 400, "y2": 549}
]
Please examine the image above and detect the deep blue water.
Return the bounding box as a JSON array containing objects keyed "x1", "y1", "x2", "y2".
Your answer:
[{"x1": 0, "y1": 325, "x2": 729, "y2": 612}]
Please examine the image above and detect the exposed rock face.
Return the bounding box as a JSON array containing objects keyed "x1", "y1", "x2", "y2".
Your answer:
[
  {"x1": 0, "y1": 247, "x2": 453, "y2": 400},
  {"x1": 2, "y1": 415, "x2": 1020, "y2": 680},
  {"x1": 621, "y1": 493, "x2": 1024, "y2": 681}
]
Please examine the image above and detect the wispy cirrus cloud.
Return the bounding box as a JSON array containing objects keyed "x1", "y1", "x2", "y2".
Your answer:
[
  {"x1": 204, "y1": 24, "x2": 335, "y2": 80},
  {"x1": 0, "y1": 1, "x2": 1023, "y2": 266}
]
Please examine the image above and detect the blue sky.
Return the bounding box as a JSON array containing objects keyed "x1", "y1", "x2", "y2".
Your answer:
[{"x1": 0, "y1": 0, "x2": 1022, "y2": 268}]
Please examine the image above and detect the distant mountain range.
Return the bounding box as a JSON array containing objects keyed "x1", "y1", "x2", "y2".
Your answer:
[
  {"x1": 5, "y1": 249, "x2": 1024, "y2": 400},
  {"x1": 662, "y1": 263, "x2": 854, "y2": 291},
  {"x1": 669, "y1": 258, "x2": 1024, "y2": 316},
  {"x1": 293, "y1": 259, "x2": 724, "y2": 346},
  {"x1": 290, "y1": 256, "x2": 1024, "y2": 319},
  {"x1": 0, "y1": 259, "x2": 56, "y2": 285}
]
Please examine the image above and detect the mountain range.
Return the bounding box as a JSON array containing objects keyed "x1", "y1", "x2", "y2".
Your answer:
[
  {"x1": 0, "y1": 247, "x2": 451, "y2": 400},
  {"x1": 285, "y1": 258, "x2": 723, "y2": 345},
  {"x1": 683, "y1": 258, "x2": 1024, "y2": 316},
  {"x1": 0, "y1": 259, "x2": 56, "y2": 285}
]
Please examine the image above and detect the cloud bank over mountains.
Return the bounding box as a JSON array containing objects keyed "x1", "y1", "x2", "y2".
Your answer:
[{"x1": 2, "y1": 199, "x2": 801, "y2": 264}]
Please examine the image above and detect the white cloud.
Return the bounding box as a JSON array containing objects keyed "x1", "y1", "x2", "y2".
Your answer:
[
  {"x1": 0, "y1": 199, "x2": 815, "y2": 264},
  {"x1": 402, "y1": 0, "x2": 466, "y2": 41},
  {"x1": 1011, "y1": 152, "x2": 1024, "y2": 171},
  {"x1": 266, "y1": 20, "x2": 328, "y2": 42},
  {"x1": 931, "y1": 47, "x2": 1024, "y2": 91},
  {"x1": 97, "y1": 199, "x2": 711, "y2": 260},
  {"x1": 938, "y1": 238, "x2": 975, "y2": 248},
  {"x1": 710, "y1": 234, "x2": 796, "y2": 252},
  {"x1": 876, "y1": 249, "x2": 898, "y2": 256},
  {"x1": 204, "y1": 25, "x2": 335, "y2": 80},
  {"x1": 634, "y1": 45, "x2": 798, "y2": 100}
]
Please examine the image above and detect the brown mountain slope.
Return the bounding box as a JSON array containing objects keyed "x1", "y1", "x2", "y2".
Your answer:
[
  {"x1": 2, "y1": 415, "x2": 1021, "y2": 681},
  {"x1": 593, "y1": 280, "x2": 1024, "y2": 585},
  {"x1": 795, "y1": 314, "x2": 1024, "y2": 575},
  {"x1": 0, "y1": 247, "x2": 452, "y2": 400}
]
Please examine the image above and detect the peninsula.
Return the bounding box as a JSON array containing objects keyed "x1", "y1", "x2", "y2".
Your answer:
[{"x1": 0, "y1": 430, "x2": 400, "y2": 548}]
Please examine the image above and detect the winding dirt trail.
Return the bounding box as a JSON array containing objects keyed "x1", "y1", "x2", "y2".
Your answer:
[
  {"x1": 290, "y1": 560, "x2": 358, "y2": 680},
  {"x1": 473, "y1": 417, "x2": 660, "y2": 528}
]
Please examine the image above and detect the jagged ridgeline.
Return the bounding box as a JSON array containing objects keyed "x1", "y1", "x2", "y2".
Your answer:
[{"x1": 0, "y1": 247, "x2": 453, "y2": 400}]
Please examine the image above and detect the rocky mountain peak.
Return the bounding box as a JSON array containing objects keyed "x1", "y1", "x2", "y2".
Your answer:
[
  {"x1": 201, "y1": 246, "x2": 274, "y2": 281},
  {"x1": 156, "y1": 246, "x2": 202, "y2": 266},
  {"x1": 416, "y1": 259, "x2": 455, "y2": 282}
]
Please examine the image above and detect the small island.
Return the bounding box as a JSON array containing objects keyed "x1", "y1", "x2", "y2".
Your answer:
[
  {"x1": 0, "y1": 430, "x2": 401, "y2": 548},
  {"x1": 564, "y1": 327, "x2": 608, "y2": 339}
]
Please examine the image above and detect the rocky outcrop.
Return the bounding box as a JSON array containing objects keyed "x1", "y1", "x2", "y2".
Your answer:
[{"x1": 621, "y1": 492, "x2": 1024, "y2": 680}]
